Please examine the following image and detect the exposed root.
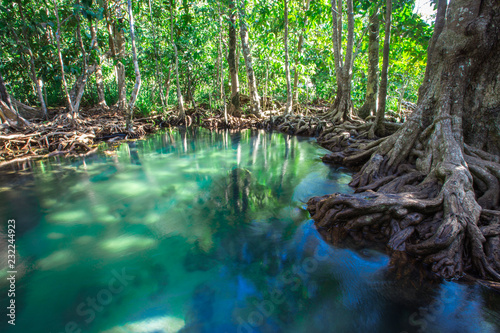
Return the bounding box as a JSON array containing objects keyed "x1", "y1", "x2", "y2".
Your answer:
[
  {"x1": 201, "y1": 113, "x2": 264, "y2": 130},
  {"x1": 307, "y1": 113, "x2": 500, "y2": 282},
  {"x1": 262, "y1": 114, "x2": 325, "y2": 136},
  {"x1": 0, "y1": 106, "x2": 160, "y2": 165}
]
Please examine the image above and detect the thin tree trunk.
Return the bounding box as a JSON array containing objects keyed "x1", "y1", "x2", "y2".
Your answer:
[
  {"x1": 170, "y1": 0, "x2": 185, "y2": 119},
  {"x1": 219, "y1": 9, "x2": 228, "y2": 124},
  {"x1": 29, "y1": 53, "x2": 48, "y2": 118},
  {"x1": 396, "y1": 75, "x2": 407, "y2": 120},
  {"x1": 292, "y1": 0, "x2": 311, "y2": 110},
  {"x1": 228, "y1": 0, "x2": 241, "y2": 116},
  {"x1": 375, "y1": 0, "x2": 392, "y2": 136},
  {"x1": 164, "y1": 66, "x2": 171, "y2": 107},
  {"x1": 265, "y1": 61, "x2": 269, "y2": 110},
  {"x1": 114, "y1": 5, "x2": 127, "y2": 110},
  {"x1": 72, "y1": 9, "x2": 89, "y2": 114},
  {"x1": 328, "y1": 0, "x2": 355, "y2": 123},
  {"x1": 53, "y1": 0, "x2": 74, "y2": 120},
  {"x1": 89, "y1": 18, "x2": 107, "y2": 106},
  {"x1": 16, "y1": 1, "x2": 47, "y2": 118},
  {"x1": 126, "y1": 0, "x2": 142, "y2": 131},
  {"x1": 284, "y1": 0, "x2": 292, "y2": 114},
  {"x1": 358, "y1": 7, "x2": 380, "y2": 119},
  {"x1": 0, "y1": 73, "x2": 29, "y2": 127},
  {"x1": 238, "y1": 0, "x2": 261, "y2": 116},
  {"x1": 148, "y1": 0, "x2": 165, "y2": 109},
  {"x1": 187, "y1": 67, "x2": 197, "y2": 109}
]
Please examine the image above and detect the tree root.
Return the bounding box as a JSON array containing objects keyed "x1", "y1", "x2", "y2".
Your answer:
[
  {"x1": 0, "y1": 107, "x2": 159, "y2": 165},
  {"x1": 307, "y1": 114, "x2": 500, "y2": 282},
  {"x1": 307, "y1": 183, "x2": 500, "y2": 282}
]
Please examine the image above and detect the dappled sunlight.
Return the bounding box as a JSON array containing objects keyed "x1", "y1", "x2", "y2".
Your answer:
[
  {"x1": 102, "y1": 316, "x2": 186, "y2": 333},
  {"x1": 37, "y1": 249, "x2": 77, "y2": 270},
  {"x1": 46, "y1": 209, "x2": 91, "y2": 225},
  {"x1": 100, "y1": 235, "x2": 157, "y2": 254},
  {"x1": 1, "y1": 129, "x2": 498, "y2": 333}
]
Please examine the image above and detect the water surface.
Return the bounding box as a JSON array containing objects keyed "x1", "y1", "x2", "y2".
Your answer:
[{"x1": 0, "y1": 129, "x2": 499, "y2": 333}]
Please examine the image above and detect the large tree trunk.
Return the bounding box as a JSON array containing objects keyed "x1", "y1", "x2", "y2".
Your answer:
[
  {"x1": 170, "y1": 0, "x2": 185, "y2": 120},
  {"x1": 308, "y1": 0, "x2": 500, "y2": 282},
  {"x1": 126, "y1": 0, "x2": 142, "y2": 131},
  {"x1": 238, "y1": 0, "x2": 261, "y2": 117},
  {"x1": 373, "y1": 0, "x2": 392, "y2": 136},
  {"x1": 292, "y1": 0, "x2": 312, "y2": 111},
  {"x1": 227, "y1": 0, "x2": 241, "y2": 117},
  {"x1": 327, "y1": 0, "x2": 355, "y2": 123},
  {"x1": 358, "y1": 7, "x2": 380, "y2": 120},
  {"x1": 284, "y1": 0, "x2": 293, "y2": 115}
]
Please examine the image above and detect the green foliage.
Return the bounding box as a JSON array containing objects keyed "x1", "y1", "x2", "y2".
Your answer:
[{"x1": 0, "y1": 0, "x2": 433, "y2": 117}]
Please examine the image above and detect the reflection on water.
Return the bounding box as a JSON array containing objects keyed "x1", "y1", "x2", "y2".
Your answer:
[{"x1": 0, "y1": 128, "x2": 499, "y2": 333}]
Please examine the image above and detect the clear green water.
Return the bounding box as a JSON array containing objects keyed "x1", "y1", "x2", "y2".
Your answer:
[{"x1": 0, "y1": 129, "x2": 499, "y2": 333}]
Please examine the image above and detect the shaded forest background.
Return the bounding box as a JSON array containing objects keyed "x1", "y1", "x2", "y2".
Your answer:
[{"x1": 0, "y1": 0, "x2": 432, "y2": 120}]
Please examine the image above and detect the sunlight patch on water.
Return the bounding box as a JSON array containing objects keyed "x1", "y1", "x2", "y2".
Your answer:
[
  {"x1": 38, "y1": 249, "x2": 77, "y2": 270},
  {"x1": 47, "y1": 232, "x2": 65, "y2": 239},
  {"x1": 102, "y1": 316, "x2": 185, "y2": 333},
  {"x1": 46, "y1": 209, "x2": 90, "y2": 225},
  {"x1": 100, "y1": 235, "x2": 157, "y2": 253},
  {"x1": 107, "y1": 180, "x2": 156, "y2": 197},
  {"x1": 1, "y1": 129, "x2": 498, "y2": 333}
]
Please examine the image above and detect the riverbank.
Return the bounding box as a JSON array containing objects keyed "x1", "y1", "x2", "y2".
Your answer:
[
  {"x1": 0, "y1": 104, "x2": 333, "y2": 168},
  {"x1": 2, "y1": 109, "x2": 500, "y2": 292},
  {"x1": 0, "y1": 106, "x2": 164, "y2": 168}
]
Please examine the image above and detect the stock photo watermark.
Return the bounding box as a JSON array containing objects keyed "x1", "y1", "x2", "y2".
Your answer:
[
  {"x1": 52, "y1": 267, "x2": 135, "y2": 333},
  {"x1": 236, "y1": 243, "x2": 330, "y2": 333},
  {"x1": 403, "y1": 283, "x2": 462, "y2": 333},
  {"x1": 6, "y1": 219, "x2": 17, "y2": 326}
]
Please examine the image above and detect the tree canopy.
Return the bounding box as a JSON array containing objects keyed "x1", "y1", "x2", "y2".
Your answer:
[{"x1": 0, "y1": 0, "x2": 432, "y2": 119}]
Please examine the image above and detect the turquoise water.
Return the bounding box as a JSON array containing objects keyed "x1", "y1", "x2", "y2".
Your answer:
[{"x1": 0, "y1": 128, "x2": 499, "y2": 333}]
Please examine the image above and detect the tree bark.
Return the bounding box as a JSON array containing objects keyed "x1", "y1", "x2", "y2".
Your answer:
[
  {"x1": 170, "y1": 0, "x2": 185, "y2": 120},
  {"x1": 148, "y1": 0, "x2": 165, "y2": 109},
  {"x1": 114, "y1": 5, "x2": 127, "y2": 111},
  {"x1": 53, "y1": 0, "x2": 75, "y2": 119},
  {"x1": 218, "y1": 3, "x2": 227, "y2": 122},
  {"x1": 220, "y1": 18, "x2": 228, "y2": 125},
  {"x1": 328, "y1": 0, "x2": 355, "y2": 123},
  {"x1": 89, "y1": 18, "x2": 107, "y2": 106},
  {"x1": 292, "y1": 0, "x2": 312, "y2": 111},
  {"x1": 126, "y1": 0, "x2": 142, "y2": 131},
  {"x1": 71, "y1": 8, "x2": 90, "y2": 114},
  {"x1": 358, "y1": 6, "x2": 380, "y2": 120},
  {"x1": 228, "y1": 0, "x2": 241, "y2": 117},
  {"x1": 238, "y1": 0, "x2": 261, "y2": 116},
  {"x1": 374, "y1": 0, "x2": 392, "y2": 136},
  {"x1": 15, "y1": 0, "x2": 48, "y2": 118},
  {"x1": 0, "y1": 73, "x2": 29, "y2": 128},
  {"x1": 308, "y1": 0, "x2": 500, "y2": 282},
  {"x1": 284, "y1": 0, "x2": 293, "y2": 115},
  {"x1": 164, "y1": 66, "x2": 171, "y2": 107}
]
